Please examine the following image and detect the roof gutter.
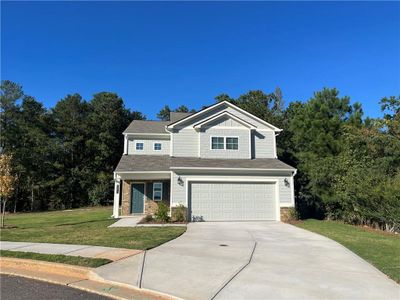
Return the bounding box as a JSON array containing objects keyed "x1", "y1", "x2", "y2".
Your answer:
[{"x1": 170, "y1": 166, "x2": 296, "y2": 172}]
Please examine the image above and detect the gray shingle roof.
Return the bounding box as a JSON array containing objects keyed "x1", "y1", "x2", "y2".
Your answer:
[
  {"x1": 124, "y1": 112, "x2": 194, "y2": 134},
  {"x1": 115, "y1": 155, "x2": 295, "y2": 172},
  {"x1": 115, "y1": 155, "x2": 171, "y2": 172},
  {"x1": 170, "y1": 112, "x2": 193, "y2": 123},
  {"x1": 171, "y1": 157, "x2": 295, "y2": 170},
  {"x1": 123, "y1": 120, "x2": 169, "y2": 134}
]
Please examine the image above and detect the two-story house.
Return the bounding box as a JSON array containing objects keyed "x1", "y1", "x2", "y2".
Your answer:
[{"x1": 112, "y1": 101, "x2": 296, "y2": 221}]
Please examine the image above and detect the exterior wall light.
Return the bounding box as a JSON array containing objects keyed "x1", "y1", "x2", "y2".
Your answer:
[
  {"x1": 284, "y1": 178, "x2": 290, "y2": 187},
  {"x1": 177, "y1": 176, "x2": 184, "y2": 186}
]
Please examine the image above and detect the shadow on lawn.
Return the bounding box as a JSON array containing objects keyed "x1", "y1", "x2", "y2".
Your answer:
[{"x1": 54, "y1": 219, "x2": 111, "y2": 227}]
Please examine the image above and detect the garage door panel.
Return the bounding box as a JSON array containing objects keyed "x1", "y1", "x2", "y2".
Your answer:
[{"x1": 190, "y1": 182, "x2": 276, "y2": 221}]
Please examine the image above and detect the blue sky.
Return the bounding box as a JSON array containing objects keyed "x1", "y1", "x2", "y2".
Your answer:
[{"x1": 1, "y1": 1, "x2": 399, "y2": 119}]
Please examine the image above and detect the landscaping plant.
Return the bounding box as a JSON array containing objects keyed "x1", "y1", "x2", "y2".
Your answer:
[
  {"x1": 172, "y1": 204, "x2": 187, "y2": 222},
  {"x1": 0, "y1": 154, "x2": 15, "y2": 228},
  {"x1": 154, "y1": 203, "x2": 170, "y2": 223}
]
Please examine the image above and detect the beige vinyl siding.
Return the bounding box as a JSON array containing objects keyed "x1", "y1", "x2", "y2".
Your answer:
[
  {"x1": 279, "y1": 177, "x2": 292, "y2": 204},
  {"x1": 128, "y1": 139, "x2": 170, "y2": 155},
  {"x1": 200, "y1": 128, "x2": 250, "y2": 159},
  {"x1": 253, "y1": 130, "x2": 275, "y2": 158},
  {"x1": 204, "y1": 115, "x2": 243, "y2": 128},
  {"x1": 171, "y1": 172, "x2": 186, "y2": 206},
  {"x1": 171, "y1": 128, "x2": 198, "y2": 157},
  {"x1": 171, "y1": 172, "x2": 294, "y2": 207}
]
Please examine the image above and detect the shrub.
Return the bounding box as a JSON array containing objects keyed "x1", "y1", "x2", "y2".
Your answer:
[
  {"x1": 154, "y1": 203, "x2": 170, "y2": 223},
  {"x1": 144, "y1": 214, "x2": 153, "y2": 222},
  {"x1": 172, "y1": 204, "x2": 187, "y2": 222},
  {"x1": 287, "y1": 207, "x2": 299, "y2": 221}
]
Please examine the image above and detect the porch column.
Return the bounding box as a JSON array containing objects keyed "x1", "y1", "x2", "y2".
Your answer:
[{"x1": 113, "y1": 179, "x2": 121, "y2": 218}]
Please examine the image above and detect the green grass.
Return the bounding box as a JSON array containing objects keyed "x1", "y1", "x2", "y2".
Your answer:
[
  {"x1": 294, "y1": 219, "x2": 400, "y2": 282},
  {"x1": 0, "y1": 207, "x2": 186, "y2": 250},
  {"x1": 0, "y1": 250, "x2": 111, "y2": 268}
]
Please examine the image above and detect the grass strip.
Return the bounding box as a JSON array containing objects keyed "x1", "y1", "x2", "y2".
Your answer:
[{"x1": 0, "y1": 250, "x2": 111, "y2": 268}]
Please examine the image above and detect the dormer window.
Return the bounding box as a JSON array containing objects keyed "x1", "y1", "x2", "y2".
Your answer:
[
  {"x1": 154, "y1": 143, "x2": 162, "y2": 151},
  {"x1": 136, "y1": 142, "x2": 144, "y2": 150}
]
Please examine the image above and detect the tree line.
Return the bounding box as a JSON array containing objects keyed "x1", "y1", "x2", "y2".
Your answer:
[{"x1": 1, "y1": 80, "x2": 399, "y2": 231}]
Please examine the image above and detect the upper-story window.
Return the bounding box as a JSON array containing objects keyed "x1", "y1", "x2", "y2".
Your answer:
[
  {"x1": 154, "y1": 143, "x2": 162, "y2": 151},
  {"x1": 226, "y1": 137, "x2": 238, "y2": 150},
  {"x1": 211, "y1": 137, "x2": 224, "y2": 149},
  {"x1": 136, "y1": 142, "x2": 144, "y2": 150},
  {"x1": 211, "y1": 136, "x2": 238, "y2": 150},
  {"x1": 153, "y1": 182, "x2": 163, "y2": 201}
]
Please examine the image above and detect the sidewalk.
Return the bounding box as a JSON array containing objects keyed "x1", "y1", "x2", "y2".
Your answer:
[{"x1": 0, "y1": 241, "x2": 141, "y2": 261}]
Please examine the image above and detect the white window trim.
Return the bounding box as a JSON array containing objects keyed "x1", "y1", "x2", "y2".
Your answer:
[
  {"x1": 153, "y1": 182, "x2": 163, "y2": 201},
  {"x1": 153, "y1": 142, "x2": 162, "y2": 151},
  {"x1": 135, "y1": 142, "x2": 144, "y2": 151},
  {"x1": 210, "y1": 136, "x2": 225, "y2": 150},
  {"x1": 225, "y1": 137, "x2": 239, "y2": 150},
  {"x1": 210, "y1": 136, "x2": 239, "y2": 150}
]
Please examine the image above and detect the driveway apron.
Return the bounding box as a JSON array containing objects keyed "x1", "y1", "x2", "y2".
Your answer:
[{"x1": 137, "y1": 222, "x2": 399, "y2": 300}]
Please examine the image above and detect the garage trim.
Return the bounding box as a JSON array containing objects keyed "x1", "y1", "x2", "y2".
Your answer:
[{"x1": 185, "y1": 177, "x2": 280, "y2": 221}]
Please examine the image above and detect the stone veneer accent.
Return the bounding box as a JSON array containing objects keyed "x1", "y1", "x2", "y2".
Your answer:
[
  {"x1": 121, "y1": 180, "x2": 133, "y2": 215},
  {"x1": 145, "y1": 200, "x2": 159, "y2": 215},
  {"x1": 280, "y1": 207, "x2": 295, "y2": 222}
]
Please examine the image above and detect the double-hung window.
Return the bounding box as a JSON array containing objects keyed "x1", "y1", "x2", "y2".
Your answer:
[
  {"x1": 211, "y1": 137, "x2": 238, "y2": 150},
  {"x1": 153, "y1": 182, "x2": 163, "y2": 201},
  {"x1": 154, "y1": 143, "x2": 162, "y2": 151},
  {"x1": 136, "y1": 142, "x2": 144, "y2": 150},
  {"x1": 226, "y1": 137, "x2": 238, "y2": 150},
  {"x1": 211, "y1": 137, "x2": 224, "y2": 149}
]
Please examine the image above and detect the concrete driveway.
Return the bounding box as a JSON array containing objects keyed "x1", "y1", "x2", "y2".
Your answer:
[{"x1": 98, "y1": 222, "x2": 400, "y2": 300}]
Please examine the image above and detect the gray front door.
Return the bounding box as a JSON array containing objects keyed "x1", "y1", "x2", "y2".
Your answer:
[{"x1": 131, "y1": 183, "x2": 145, "y2": 213}]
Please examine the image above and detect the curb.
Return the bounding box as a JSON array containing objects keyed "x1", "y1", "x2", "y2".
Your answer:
[{"x1": 0, "y1": 257, "x2": 181, "y2": 300}]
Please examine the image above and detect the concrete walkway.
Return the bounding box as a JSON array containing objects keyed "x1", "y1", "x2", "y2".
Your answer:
[
  {"x1": 0, "y1": 241, "x2": 141, "y2": 261},
  {"x1": 95, "y1": 222, "x2": 400, "y2": 300},
  {"x1": 108, "y1": 215, "x2": 143, "y2": 227}
]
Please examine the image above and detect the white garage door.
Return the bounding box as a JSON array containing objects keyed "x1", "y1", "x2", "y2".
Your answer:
[{"x1": 189, "y1": 182, "x2": 276, "y2": 221}]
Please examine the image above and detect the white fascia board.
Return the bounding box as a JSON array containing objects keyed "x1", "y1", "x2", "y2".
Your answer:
[
  {"x1": 167, "y1": 101, "x2": 282, "y2": 132},
  {"x1": 124, "y1": 133, "x2": 170, "y2": 136},
  {"x1": 170, "y1": 166, "x2": 295, "y2": 172},
  {"x1": 167, "y1": 101, "x2": 227, "y2": 129},
  {"x1": 193, "y1": 111, "x2": 256, "y2": 130},
  {"x1": 115, "y1": 171, "x2": 171, "y2": 174},
  {"x1": 186, "y1": 177, "x2": 279, "y2": 183}
]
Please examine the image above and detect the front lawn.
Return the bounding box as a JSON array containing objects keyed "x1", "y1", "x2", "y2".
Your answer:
[
  {"x1": 0, "y1": 207, "x2": 186, "y2": 250},
  {"x1": 294, "y1": 219, "x2": 400, "y2": 283},
  {"x1": 0, "y1": 250, "x2": 111, "y2": 268}
]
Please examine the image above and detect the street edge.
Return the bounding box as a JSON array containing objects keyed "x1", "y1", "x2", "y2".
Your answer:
[{"x1": 0, "y1": 257, "x2": 182, "y2": 300}]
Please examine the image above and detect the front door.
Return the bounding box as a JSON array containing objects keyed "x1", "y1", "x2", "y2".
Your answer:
[{"x1": 131, "y1": 183, "x2": 145, "y2": 213}]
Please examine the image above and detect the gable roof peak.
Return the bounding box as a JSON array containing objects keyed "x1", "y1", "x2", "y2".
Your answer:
[{"x1": 166, "y1": 100, "x2": 282, "y2": 132}]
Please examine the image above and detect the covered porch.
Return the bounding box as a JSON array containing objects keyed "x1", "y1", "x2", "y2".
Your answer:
[{"x1": 113, "y1": 171, "x2": 171, "y2": 218}]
